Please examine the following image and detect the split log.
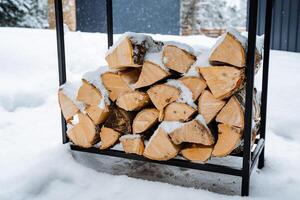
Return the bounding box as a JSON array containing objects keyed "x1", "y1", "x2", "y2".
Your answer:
[
  {"x1": 105, "y1": 33, "x2": 163, "y2": 69},
  {"x1": 179, "y1": 76, "x2": 206, "y2": 101},
  {"x1": 181, "y1": 144, "x2": 213, "y2": 162},
  {"x1": 162, "y1": 44, "x2": 196, "y2": 73},
  {"x1": 198, "y1": 90, "x2": 226, "y2": 123},
  {"x1": 134, "y1": 61, "x2": 170, "y2": 89},
  {"x1": 119, "y1": 68, "x2": 141, "y2": 86},
  {"x1": 209, "y1": 28, "x2": 262, "y2": 69},
  {"x1": 168, "y1": 116, "x2": 215, "y2": 145},
  {"x1": 58, "y1": 90, "x2": 79, "y2": 122},
  {"x1": 67, "y1": 113, "x2": 99, "y2": 148},
  {"x1": 116, "y1": 91, "x2": 150, "y2": 111},
  {"x1": 120, "y1": 135, "x2": 144, "y2": 155},
  {"x1": 77, "y1": 79, "x2": 102, "y2": 106},
  {"x1": 100, "y1": 126, "x2": 121, "y2": 150},
  {"x1": 212, "y1": 123, "x2": 242, "y2": 157},
  {"x1": 104, "y1": 106, "x2": 133, "y2": 134},
  {"x1": 132, "y1": 108, "x2": 159, "y2": 134},
  {"x1": 147, "y1": 84, "x2": 180, "y2": 110},
  {"x1": 101, "y1": 72, "x2": 133, "y2": 101},
  {"x1": 85, "y1": 105, "x2": 110, "y2": 125},
  {"x1": 143, "y1": 128, "x2": 179, "y2": 161},
  {"x1": 199, "y1": 66, "x2": 244, "y2": 99},
  {"x1": 163, "y1": 102, "x2": 196, "y2": 122}
]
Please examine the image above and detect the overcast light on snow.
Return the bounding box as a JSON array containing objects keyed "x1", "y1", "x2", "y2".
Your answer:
[{"x1": 0, "y1": 28, "x2": 300, "y2": 200}]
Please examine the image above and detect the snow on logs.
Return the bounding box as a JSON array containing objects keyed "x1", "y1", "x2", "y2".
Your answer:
[{"x1": 57, "y1": 28, "x2": 263, "y2": 162}]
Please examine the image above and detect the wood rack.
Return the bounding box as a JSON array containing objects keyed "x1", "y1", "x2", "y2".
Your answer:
[{"x1": 54, "y1": 0, "x2": 273, "y2": 196}]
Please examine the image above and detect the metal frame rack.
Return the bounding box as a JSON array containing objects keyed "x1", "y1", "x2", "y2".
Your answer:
[{"x1": 54, "y1": 0, "x2": 273, "y2": 196}]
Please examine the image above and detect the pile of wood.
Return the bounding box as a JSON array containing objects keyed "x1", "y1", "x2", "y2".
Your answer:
[{"x1": 58, "y1": 30, "x2": 263, "y2": 162}]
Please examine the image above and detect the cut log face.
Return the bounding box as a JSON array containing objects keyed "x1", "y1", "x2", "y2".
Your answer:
[
  {"x1": 143, "y1": 128, "x2": 179, "y2": 161},
  {"x1": 199, "y1": 66, "x2": 244, "y2": 99},
  {"x1": 105, "y1": 37, "x2": 140, "y2": 69},
  {"x1": 163, "y1": 102, "x2": 196, "y2": 122},
  {"x1": 77, "y1": 80, "x2": 102, "y2": 106},
  {"x1": 162, "y1": 45, "x2": 196, "y2": 73},
  {"x1": 104, "y1": 106, "x2": 132, "y2": 134},
  {"x1": 85, "y1": 105, "x2": 110, "y2": 125},
  {"x1": 116, "y1": 91, "x2": 150, "y2": 111},
  {"x1": 216, "y1": 96, "x2": 244, "y2": 128},
  {"x1": 179, "y1": 76, "x2": 206, "y2": 101},
  {"x1": 100, "y1": 127, "x2": 121, "y2": 150},
  {"x1": 198, "y1": 90, "x2": 226, "y2": 123},
  {"x1": 67, "y1": 113, "x2": 98, "y2": 148},
  {"x1": 209, "y1": 32, "x2": 246, "y2": 68},
  {"x1": 119, "y1": 68, "x2": 141, "y2": 86},
  {"x1": 134, "y1": 61, "x2": 170, "y2": 89},
  {"x1": 58, "y1": 90, "x2": 79, "y2": 122},
  {"x1": 101, "y1": 72, "x2": 133, "y2": 101},
  {"x1": 147, "y1": 84, "x2": 180, "y2": 110},
  {"x1": 120, "y1": 135, "x2": 144, "y2": 155},
  {"x1": 181, "y1": 144, "x2": 213, "y2": 162},
  {"x1": 133, "y1": 108, "x2": 159, "y2": 134},
  {"x1": 212, "y1": 123, "x2": 242, "y2": 157},
  {"x1": 169, "y1": 119, "x2": 215, "y2": 145}
]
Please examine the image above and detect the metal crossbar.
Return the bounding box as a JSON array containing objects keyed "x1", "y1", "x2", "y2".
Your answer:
[{"x1": 54, "y1": 0, "x2": 273, "y2": 196}]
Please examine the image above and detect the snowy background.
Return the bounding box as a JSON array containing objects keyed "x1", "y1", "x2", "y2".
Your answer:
[{"x1": 0, "y1": 28, "x2": 299, "y2": 199}]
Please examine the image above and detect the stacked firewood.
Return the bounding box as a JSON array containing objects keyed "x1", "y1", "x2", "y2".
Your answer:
[{"x1": 58, "y1": 28, "x2": 263, "y2": 162}]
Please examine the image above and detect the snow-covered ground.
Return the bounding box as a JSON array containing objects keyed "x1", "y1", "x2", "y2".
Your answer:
[{"x1": 0, "y1": 28, "x2": 299, "y2": 199}]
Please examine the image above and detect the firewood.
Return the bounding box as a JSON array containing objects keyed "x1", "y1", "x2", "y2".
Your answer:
[
  {"x1": 147, "y1": 84, "x2": 180, "y2": 110},
  {"x1": 181, "y1": 144, "x2": 213, "y2": 162},
  {"x1": 85, "y1": 105, "x2": 110, "y2": 125},
  {"x1": 120, "y1": 134, "x2": 144, "y2": 155},
  {"x1": 143, "y1": 128, "x2": 179, "y2": 161},
  {"x1": 100, "y1": 126, "x2": 121, "y2": 149},
  {"x1": 116, "y1": 91, "x2": 150, "y2": 111},
  {"x1": 67, "y1": 113, "x2": 99, "y2": 148},
  {"x1": 58, "y1": 90, "x2": 80, "y2": 122},
  {"x1": 199, "y1": 66, "x2": 244, "y2": 99},
  {"x1": 162, "y1": 44, "x2": 196, "y2": 73},
  {"x1": 179, "y1": 76, "x2": 206, "y2": 101},
  {"x1": 212, "y1": 123, "x2": 242, "y2": 157},
  {"x1": 198, "y1": 90, "x2": 226, "y2": 123},
  {"x1": 119, "y1": 68, "x2": 141, "y2": 86},
  {"x1": 105, "y1": 33, "x2": 163, "y2": 69},
  {"x1": 168, "y1": 115, "x2": 215, "y2": 145},
  {"x1": 163, "y1": 102, "x2": 196, "y2": 122},
  {"x1": 104, "y1": 106, "x2": 133, "y2": 134},
  {"x1": 132, "y1": 108, "x2": 159, "y2": 134},
  {"x1": 216, "y1": 95, "x2": 245, "y2": 129},
  {"x1": 101, "y1": 72, "x2": 133, "y2": 101}
]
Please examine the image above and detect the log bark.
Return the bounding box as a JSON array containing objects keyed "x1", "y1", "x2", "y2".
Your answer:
[
  {"x1": 134, "y1": 61, "x2": 170, "y2": 89},
  {"x1": 199, "y1": 66, "x2": 244, "y2": 100},
  {"x1": 162, "y1": 45, "x2": 196, "y2": 73},
  {"x1": 120, "y1": 135, "x2": 145, "y2": 155},
  {"x1": 143, "y1": 128, "x2": 179, "y2": 161},
  {"x1": 132, "y1": 108, "x2": 159, "y2": 134},
  {"x1": 104, "y1": 106, "x2": 133, "y2": 134},
  {"x1": 179, "y1": 76, "x2": 206, "y2": 101},
  {"x1": 67, "y1": 113, "x2": 99, "y2": 148},
  {"x1": 147, "y1": 84, "x2": 180, "y2": 110},
  {"x1": 58, "y1": 90, "x2": 80, "y2": 122},
  {"x1": 116, "y1": 91, "x2": 150, "y2": 111},
  {"x1": 181, "y1": 144, "x2": 213, "y2": 162},
  {"x1": 100, "y1": 127, "x2": 121, "y2": 149},
  {"x1": 101, "y1": 72, "x2": 133, "y2": 101},
  {"x1": 85, "y1": 105, "x2": 110, "y2": 125},
  {"x1": 198, "y1": 90, "x2": 226, "y2": 124},
  {"x1": 163, "y1": 102, "x2": 196, "y2": 122},
  {"x1": 168, "y1": 117, "x2": 215, "y2": 145},
  {"x1": 212, "y1": 123, "x2": 242, "y2": 157}
]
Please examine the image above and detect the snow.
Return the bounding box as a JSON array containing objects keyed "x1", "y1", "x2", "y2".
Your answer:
[
  {"x1": 144, "y1": 51, "x2": 169, "y2": 71},
  {"x1": 166, "y1": 79, "x2": 197, "y2": 109},
  {"x1": 60, "y1": 81, "x2": 86, "y2": 112},
  {"x1": 0, "y1": 28, "x2": 300, "y2": 199},
  {"x1": 119, "y1": 134, "x2": 142, "y2": 141},
  {"x1": 82, "y1": 67, "x2": 111, "y2": 109},
  {"x1": 186, "y1": 48, "x2": 211, "y2": 77},
  {"x1": 159, "y1": 121, "x2": 185, "y2": 134}
]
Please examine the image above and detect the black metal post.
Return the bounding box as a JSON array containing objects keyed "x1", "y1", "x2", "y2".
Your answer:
[
  {"x1": 241, "y1": 0, "x2": 258, "y2": 196},
  {"x1": 54, "y1": 0, "x2": 68, "y2": 144},
  {"x1": 258, "y1": 0, "x2": 273, "y2": 169},
  {"x1": 106, "y1": 0, "x2": 113, "y2": 48}
]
